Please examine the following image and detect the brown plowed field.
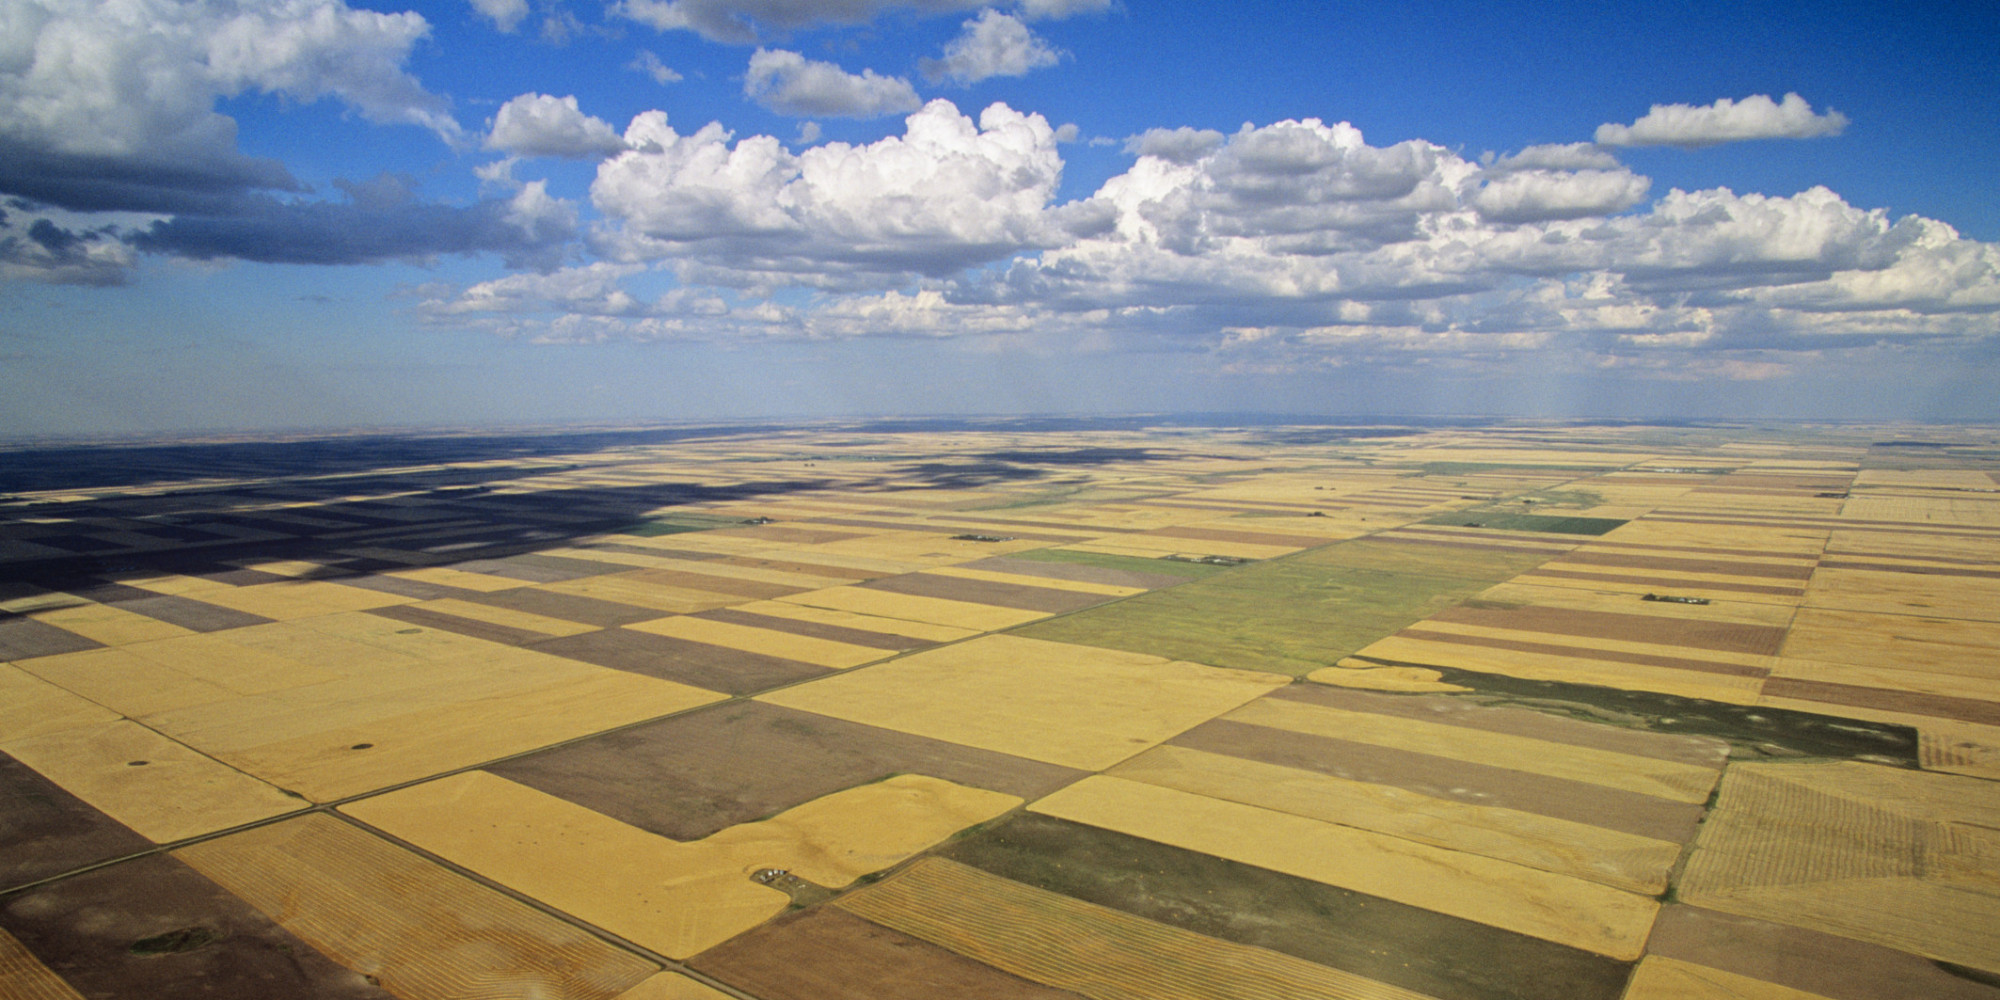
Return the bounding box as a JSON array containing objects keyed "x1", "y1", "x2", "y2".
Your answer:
[
  {"x1": 1393, "y1": 628, "x2": 1770, "y2": 677},
  {"x1": 691, "y1": 606, "x2": 933, "y2": 649},
  {"x1": 836, "y1": 857, "x2": 1435, "y2": 1000},
  {"x1": 691, "y1": 906, "x2": 1086, "y2": 1000},
  {"x1": 487, "y1": 699, "x2": 1083, "y2": 840},
  {"x1": 0, "y1": 753, "x2": 150, "y2": 890},
  {"x1": 1170, "y1": 719, "x2": 1704, "y2": 843},
  {"x1": 0, "y1": 854, "x2": 392, "y2": 1000},
  {"x1": 1645, "y1": 905, "x2": 1999, "y2": 1000},
  {"x1": 528, "y1": 627, "x2": 829, "y2": 694},
  {"x1": 1429, "y1": 604, "x2": 1788, "y2": 655},
  {"x1": 1267, "y1": 684, "x2": 1731, "y2": 767},
  {"x1": 459, "y1": 588, "x2": 662, "y2": 627},
  {"x1": 178, "y1": 814, "x2": 657, "y2": 1000},
  {"x1": 936, "y1": 812, "x2": 1633, "y2": 1000}
]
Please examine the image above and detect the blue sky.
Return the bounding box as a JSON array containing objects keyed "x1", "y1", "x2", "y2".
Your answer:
[{"x1": 2, "y1": 0, "x2": 1996, "y2": 435}]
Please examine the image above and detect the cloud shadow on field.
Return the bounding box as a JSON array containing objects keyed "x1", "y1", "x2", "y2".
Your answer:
[{"x1": 0, "y1": 422, "x2": 1184, "y2": 590}]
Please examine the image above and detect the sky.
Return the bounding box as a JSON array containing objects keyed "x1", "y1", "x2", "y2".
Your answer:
[{"x1": 1, "y1": 0, "x2": 1996, "y2": 436}]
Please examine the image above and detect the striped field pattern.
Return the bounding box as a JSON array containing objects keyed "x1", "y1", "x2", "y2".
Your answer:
[{"x1": 836, "y1": 858, "x2": 1439, "y2": 1000}]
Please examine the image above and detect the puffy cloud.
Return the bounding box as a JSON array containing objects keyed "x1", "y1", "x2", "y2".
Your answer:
[
  {"x1": 1470, "y1": 167, "x2": 1649, "y2": 223},
  {"x1": 1129, "y1": 119, "x2": 1475, "y2": 253},
  {"x1": 628, "y1": 49, "x2": 683, "y2": 84},
  {"x1": 743, "y1": 49, "x2": 921, "y2": 118},
  {"x1": 1124, "y1": 126, "x2": 1224, "y2": 164},
  {"x1": 921, "y1": 9, "x2": 1061, "y2": 84},
  {"x1": 1595, "y1": 93, "x2": 1848, "y2": 149},
  {"x1": 198, "y1": 0, "x2": 462, "y2": 143},
  {"x1": 937, "y1": 118, "x2": 1999, "y2": 364},
  {"x1": 485, "y1": 93, "x2": 628, "y2": 159},
  {"x1": 592, "y1": 99, "x2": 1072, "y2": 289},
  {"x1": 469, "y1": 0, "x2": 529, "y2": 31},
  {"x1": 0, "y1": 0, "x2": 460, "y2": 215}
]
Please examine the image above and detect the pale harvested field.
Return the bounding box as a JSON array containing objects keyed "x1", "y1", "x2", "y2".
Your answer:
[
  {"x1": 1679, "y1": 761, "x2": 2000, "y2": 974},
  {"x1": 1824, "y1": 527, "x2": 2000, "y2": 563},
  {"x1": 0, "y1": 719, "x2": 297, "y2": 843},
  {"x1": 1108, "y1": 744, "x2": 1681, "y2": 894},
  {"x1": 1597, "y1": 518, "x2": 1832, "y2": 555},
  {"x1": 142, "y1": 578, "x2": 412, "y2": 620},
  {"x1": 1840, "y1": 494, "x2": 2000, "y2": 525},
  {"x1": 1354, "y1": 633, "x2": 1767, "y2": 702},
  {"x1": 0, "y1": 926, "x2": 83, "y2": 1000},
  {"x1": 1029, "y1": 775, "x2": 1659, "y2": 959},
  {"x1": 922, "y1": 564, "x2": 1144, "y2": 597},
  {"x1": 6, "y1": 422, "x2": 2000, "y2": 999},
  {"x1": 721, "y1": 597, "x2": 978, "y2": 642},
  {"x1": 1851, "y1": 469, "x2": 2000, "y2": 489},
  {"x1": 835, "y1": 857, "x2": 1433, "y2": 1000},
  {"x1": 411, "y1": 596, "x2": 602, "y2": 636},
  {"x1": 178, "y1": 814, "x2": 659, "y2": 1000},
  {"x1": 758, "y1": 634, "x2": 1288, "y2": 770},
  {"x1": 1223, "y1": 696, "x2": 1721, "y2": 803},
  {"x1": 21, "y1": 601, "x2": 192, "y2": 646},
  {"x1": 17, "y1": 621, "x2": 727, "y2": 801},
  {"x1": 384, "y1": 565, "x2": 527, "y2": 591},
  {"x1": 1803, "y1": 566, "x2": 2000, "y2": 620},
  {"x1": 344, "y1": 771, "x2": 1016, "y2": 958},
  {"x1": 538, "y1": 572, "x2": 743, "y2": 614},
  {"x1": 776, "y1": 585, "x2": 1048, "y2": 631},
  {"x1": 801, "y1": 531, "x2": 1050, "y2": 564},
  {"x1": 1070, "y1": 532, "x2": 1305, "y2": 560},
  {"x1": 0, "y1": 664, "x2": 120, "y2": 742},
  {"x1": 612, "y1": 975, "x2": 739, "y2": 1000},
  {"x1": 627, "y1": 614, "x2": 894, "y2": 669}
]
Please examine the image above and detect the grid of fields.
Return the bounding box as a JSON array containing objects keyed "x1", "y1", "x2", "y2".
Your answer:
[{"x1": 4, "y1": 422, "x2": 2000, "y2": 1000}]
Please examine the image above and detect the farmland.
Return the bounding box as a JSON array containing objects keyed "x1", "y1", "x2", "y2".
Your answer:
[{"x1": 3, "y1": 419, "x2": 1999, "y2": 999}]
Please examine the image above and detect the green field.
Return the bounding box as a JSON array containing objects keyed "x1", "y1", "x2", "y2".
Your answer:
[
  {"x1": 1420, "y1": 511, "x2": 1627, "y2": 535},
  {"x1": 1012, "y1": 538, "x2": 1553, "y2": 676},
  {"x1": 1006, "y1": 547, "x2": 1225, "y2": 579},
  {"x1": 936, "y1": 813, "x2": 1630, "y2": 1000},
  {"x1": 617, "y1": 513, "x2": 754, "y2": 536}
]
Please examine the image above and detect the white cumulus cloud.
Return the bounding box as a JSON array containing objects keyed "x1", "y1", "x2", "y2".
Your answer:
[
  {"x1": 922, "y1": 9, "x2": 1061, "y2": 84},
  {"x1": 0, "y1": 0, "x2": 461, "y2": 216},
  {"x1": 943, "y1": 117, "x2": 1999, "y2": 363},
  {"x1": 592, "y1": 99, "x2": 1071, "y2": 289},
  {"x1": 1471, "y1": 168, "x2": 1650, "y2": 223},
  {"x1": 744, "y1": 48, "x2": 920, "y2": 118},
  {"x1": 1595, "y1": 93, "x2": 1849, "y2": 149},
  {"x1": 1124, "y1": 126, "x2": 1225, "y2": 164},
  {"x1": 485, "y1": 93, "x2": 628, "y2": 159}
]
